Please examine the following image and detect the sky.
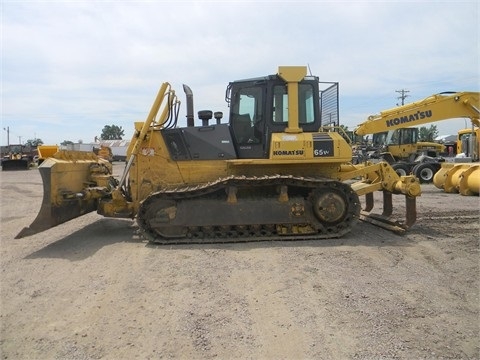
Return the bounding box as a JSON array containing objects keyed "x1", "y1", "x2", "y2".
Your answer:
[{"x1": 1, "y1": 0, "x2": 479, "y2": 146}]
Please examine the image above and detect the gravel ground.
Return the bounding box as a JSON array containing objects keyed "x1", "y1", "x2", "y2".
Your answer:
[{"x1": 1, "y1": 163, "x2": 479, "y2": 360}]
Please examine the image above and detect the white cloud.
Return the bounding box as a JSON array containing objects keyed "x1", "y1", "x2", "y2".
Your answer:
[{"x1": 1, "y1": 0, "x2": 478, "y2": 145}]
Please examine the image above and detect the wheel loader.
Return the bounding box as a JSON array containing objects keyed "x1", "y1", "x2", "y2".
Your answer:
[{"x1": 16, "y1": 66, "x2": 421, "y2": 243}]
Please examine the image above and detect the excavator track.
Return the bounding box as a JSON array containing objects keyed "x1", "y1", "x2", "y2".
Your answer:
[{"x1": 137, "y1": 175, "x2": 361, "y2": 244}]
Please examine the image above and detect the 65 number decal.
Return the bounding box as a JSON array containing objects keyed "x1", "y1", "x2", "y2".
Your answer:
[{"x1": 313, "y1": 140, "x2": 334, "y2": 157}]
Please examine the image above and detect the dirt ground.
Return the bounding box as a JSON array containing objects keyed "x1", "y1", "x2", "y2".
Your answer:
[{"x1": 1, "y1": 162, "x2": 479, "y2": 360}]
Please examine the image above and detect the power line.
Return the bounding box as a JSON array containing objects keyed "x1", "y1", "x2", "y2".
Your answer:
[{"x1": 396, "y1": 89, "x2": 410, "y2": 106}]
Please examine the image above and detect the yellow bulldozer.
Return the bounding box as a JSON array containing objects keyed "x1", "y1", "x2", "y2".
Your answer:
[
  {"x1": 1, "y1": 144, "x2": 33, "y2": 171},
  {"x1": 17, "y1": 66, "x2": 421, "y2": 243}
]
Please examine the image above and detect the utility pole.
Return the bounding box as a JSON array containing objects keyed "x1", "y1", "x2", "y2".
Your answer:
[
  {"x1": 3, "y1": 126, "x2": 9, "y2": 146},
  {"x1": 396, "y1": 89, "x2": 410, "y2": 106}
]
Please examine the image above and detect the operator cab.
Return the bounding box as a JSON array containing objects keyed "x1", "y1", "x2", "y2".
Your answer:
[
  {"x1": 226, "y1": 73, "x2": 336, "y2": 158},
  {"x1": 162, "y1": 70, "x2": 339, "y2": 161}
]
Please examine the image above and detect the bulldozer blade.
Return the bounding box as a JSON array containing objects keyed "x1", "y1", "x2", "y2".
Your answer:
[
  {"x1": 15, "y1": 159, "x2": 99, "y2": 239},
  {"x1": 2, "y1": 159, "x2": 30, "y2": 171}
]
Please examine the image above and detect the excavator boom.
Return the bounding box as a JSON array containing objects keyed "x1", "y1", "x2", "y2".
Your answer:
[{"x1": 354, "y1": 92, "x2": 480, "y2": 136}]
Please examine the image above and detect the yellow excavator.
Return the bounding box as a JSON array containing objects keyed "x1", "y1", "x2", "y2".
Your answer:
[
  {"x1": 354, "y1": 92, "x2": 480, "y2": 186},
  {"x1": 17, "y1": 66, "x2": 421, "y2": 243}
]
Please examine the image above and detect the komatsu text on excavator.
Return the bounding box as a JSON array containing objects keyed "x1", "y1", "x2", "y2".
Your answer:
[
  {"x1": 17, "y1": 66, "x2": 421, "y2": 243},
  {"x1": 354, "y1": 91, "x2": 479, "y2": 163}
]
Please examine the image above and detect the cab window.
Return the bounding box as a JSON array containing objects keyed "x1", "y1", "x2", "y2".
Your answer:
[{"x1": 272, "y1": 84, "x2": 315, "y2": 124}]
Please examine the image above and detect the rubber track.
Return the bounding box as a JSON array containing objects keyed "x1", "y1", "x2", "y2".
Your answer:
[{"x1": 137, "y1": 175, "x2": 360, "y2": 244}]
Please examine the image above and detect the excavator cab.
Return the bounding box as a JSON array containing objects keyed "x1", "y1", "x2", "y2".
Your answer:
[{"x1": 371, "y1": 128, "x2": 443, "y2": 163}]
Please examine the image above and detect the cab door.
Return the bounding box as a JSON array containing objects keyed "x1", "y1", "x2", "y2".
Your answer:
[{"x1": 229, "y1": 81, "x2": 267, "y2": 159}]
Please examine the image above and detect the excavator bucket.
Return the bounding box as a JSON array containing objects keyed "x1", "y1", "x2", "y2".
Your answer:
[
  {"x1": 433, "y1": 162, "x2": 480, "y2": 195},
  {"x1": 15, "y1": 151, "x2": 113, "y2": 239}
]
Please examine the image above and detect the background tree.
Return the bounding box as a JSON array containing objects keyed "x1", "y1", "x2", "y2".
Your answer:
[
  {"x1": 25, "y1": 138, "x2": 44, "y2": 148},
  {"x1": 61, "y1": 140, "x2": 74, "y2": 146},
  {"x1": 101, "y1": 125, "x2": 125, "y2": 140},
  {"x1": 418, "y1": 125, "x2": 439, "y2": 142}
]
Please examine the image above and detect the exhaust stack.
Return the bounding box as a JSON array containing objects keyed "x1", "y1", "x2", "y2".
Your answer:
[{"x1": 183, "y1": 84, "x2": 195, "y2": 127}]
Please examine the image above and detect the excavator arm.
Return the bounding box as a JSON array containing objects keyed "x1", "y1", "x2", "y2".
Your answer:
[{"x1": 354, "y1": 92, "x2": 480, "y2": 136}]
